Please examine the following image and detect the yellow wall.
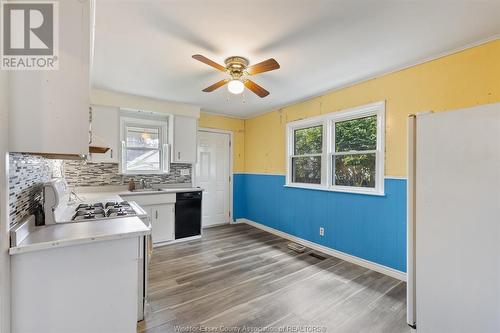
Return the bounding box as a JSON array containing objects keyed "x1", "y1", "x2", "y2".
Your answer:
[
  {"x1": 198, "y1": 113, "x2": 245, "y2": 173},
  {"x1": 245, "y1": 39, "x2": 500, "y2": 177}
]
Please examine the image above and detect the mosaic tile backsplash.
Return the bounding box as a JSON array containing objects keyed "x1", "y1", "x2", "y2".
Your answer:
[
  {"x1": 61, "y1": 161, "x2": 192, "y2": 187},
  {"x1": 9, "y1": 153, "x2": 191, "y2": 227},
  {"x1": 9, "y1": 153, "x2": 61, "y2": 227}
]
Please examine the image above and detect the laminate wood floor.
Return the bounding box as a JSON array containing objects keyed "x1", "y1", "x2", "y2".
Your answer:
[{"x1": 138, "y1": 223, "x2": 410, "y2": 333}]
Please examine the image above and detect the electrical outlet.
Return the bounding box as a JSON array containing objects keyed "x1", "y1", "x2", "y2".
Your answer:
[
  {"x1": 319, "y1": 227, "x2": 325, "y2": 236},
  {"x1": 180, "y1": 169, "x2": 190, "y2": 176}
]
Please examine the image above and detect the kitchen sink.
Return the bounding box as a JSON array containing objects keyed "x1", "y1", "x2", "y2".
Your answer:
[{"x1": 131, "y1": 188, "x2": 163, "y2": 193}]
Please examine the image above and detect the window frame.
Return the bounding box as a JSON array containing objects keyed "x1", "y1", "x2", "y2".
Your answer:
[
  {"x1": 285, "y1": 101, "x2": 385, "y2": 196},
  {"x1": 119, "y1": 113, "x2": 170, "y2": 175},
  {"x1": 289, "y1": 123, "x2": 326, "y2": 186}
]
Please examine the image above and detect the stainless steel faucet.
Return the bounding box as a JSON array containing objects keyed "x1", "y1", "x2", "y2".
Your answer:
[{"x1": 140, "y1": 178, "x2": 147, "y2": 189}]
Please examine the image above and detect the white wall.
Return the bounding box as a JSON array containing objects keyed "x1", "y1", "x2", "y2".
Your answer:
[
  {"x1": 0, "y1": 69, "x2": 10, "y2": 333},
  {"x1": 91, "y1": 89, "x2": 200, "y2": 118}
]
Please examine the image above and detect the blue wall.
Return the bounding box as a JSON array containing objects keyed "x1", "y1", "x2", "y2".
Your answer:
[{"x1": 233, "y1": 173, "x2": 407, "y2": 272}]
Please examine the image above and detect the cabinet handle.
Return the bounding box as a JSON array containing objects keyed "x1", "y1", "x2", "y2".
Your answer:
[
  {"x1": 155, "y1": 210, "x2": 158, "y2": 219},
  {"x1": 88, "y1": 107, "x2": 93, "y2": 145},
  {"x1": 178, "y1": 152, "x2": 181, "y2": 160},
  {"x1": 110, "y1": 149, "x2": 113, "y2": 158}
]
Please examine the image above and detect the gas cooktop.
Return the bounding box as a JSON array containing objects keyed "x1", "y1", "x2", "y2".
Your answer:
[{"x1": 72, "y1": 201, "x2": 138, "y2": 221}]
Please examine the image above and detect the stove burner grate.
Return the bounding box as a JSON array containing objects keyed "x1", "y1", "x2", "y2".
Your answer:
[
  {"x1": 106, "y1": 208, "x2": 135, "y2": 217},
  {"x1": 72, "y1": 209, "x2": 106, "y2": 221},
  {"x1": 105, "y1": 201, "x2": 131, "y2": 209},
  {"x1": 71, "y1": 201, "x2": 137, "y2": 221},
  {"x1": 76, "y1": 203, "x2": 104, "y2": 212}
]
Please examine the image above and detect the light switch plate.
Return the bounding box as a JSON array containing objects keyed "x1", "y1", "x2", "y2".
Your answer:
[{"x1": 180, "y1": 169, "x2": 190, "y2": 176}]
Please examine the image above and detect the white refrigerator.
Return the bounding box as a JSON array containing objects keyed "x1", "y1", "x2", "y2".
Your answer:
[{"x1": 407, "y1": 103, "x2": 500, "y2": 332}]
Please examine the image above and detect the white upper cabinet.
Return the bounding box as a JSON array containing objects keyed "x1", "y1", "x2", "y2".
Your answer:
[
  {"x1": 8, "y1": 0, "x2": 93, "y2": 156},
  {"x1": 173, "y1": 116, "x2": 197, "y2": 163},
  {"x1": 89, "y1": 105, "x2": 119, "y2": 163}
]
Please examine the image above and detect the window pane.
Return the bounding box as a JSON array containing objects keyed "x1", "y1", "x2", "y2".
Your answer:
[
  {"x1": 292, "y1": 156, "x2": 321, "y2": 184},
  {"x1": 126, "y1": 149, "x2": 160, "y2": 171},
  {"x1": 335, "y1": 116, "x2": 376, "y2": 152},
  {"x1": 294, "y1": 125, "x2": 322, "y2": 155},
  {"x1": 334, "y1": 153, "x2": 376, "y2": 188},
  {"x1": 126, "y1": 126, "x2": 159, "y2": 149}
]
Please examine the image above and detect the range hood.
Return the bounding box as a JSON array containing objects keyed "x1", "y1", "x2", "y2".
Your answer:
[
  {"x1": 28, "y1": 152, "x2": 87, "y2": 160},
  {"x1": 25, "y1": 136, "x2": 110, "y2": 160},
  {"x1": 89, "y1": 135, "x2": 111, "y2": 154}
]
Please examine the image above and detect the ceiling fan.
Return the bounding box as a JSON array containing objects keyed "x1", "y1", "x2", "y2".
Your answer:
[{"x1": 192, "y1": 54, "x2": 280, "y2": 98}]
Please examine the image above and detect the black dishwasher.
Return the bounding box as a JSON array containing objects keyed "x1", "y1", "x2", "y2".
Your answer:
[{"x1": 175, "y1": 191, "x2": 202, "y2": 239}]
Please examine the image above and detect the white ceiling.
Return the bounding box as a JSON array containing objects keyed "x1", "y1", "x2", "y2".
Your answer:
[{"x1": 92, "y1": 0, "x2": 500, "y2": 118}]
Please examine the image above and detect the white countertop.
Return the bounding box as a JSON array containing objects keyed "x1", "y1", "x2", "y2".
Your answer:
[
  {"x1": 73, "y1": 185, "x2": 203, "y2": 197},
  {"x1": 9, "y1": 184, "x2": 201, "y2": 255},
  {"x1": 120, "y1": 187, "x2": 203, "y2": 196},
  {"x1": 75, "y1": 191, "x2": 123, "y2": 203},
  {"x1": 10, "y1": 217, "x2": 151, "y2": 255}
]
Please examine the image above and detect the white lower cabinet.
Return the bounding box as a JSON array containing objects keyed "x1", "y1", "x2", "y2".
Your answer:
[
  {"x1": 11, "y1": 237, "x2": 140, "y2": 333},
  {"x1": 145, "y1": 204, "x2": 175, "y2": 244},
  {"x1": 121, "y1": 193, "x2": 176, "y2": 246}
]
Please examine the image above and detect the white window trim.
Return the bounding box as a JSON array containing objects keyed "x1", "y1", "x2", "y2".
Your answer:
[
  {"x1": 119, "y1": 115, "x2": 170, "y2": 175},
  {"x1": 285, "y1": 101, "x2": 385, "y2": 196},
  {"x1": 288, "y1": 122, "x2": 326, "y2": 186}
]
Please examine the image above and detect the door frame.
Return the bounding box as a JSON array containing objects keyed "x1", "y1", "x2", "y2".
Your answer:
[{"x1": 194, "y1": 128, "x2": 234, "y2": 225}]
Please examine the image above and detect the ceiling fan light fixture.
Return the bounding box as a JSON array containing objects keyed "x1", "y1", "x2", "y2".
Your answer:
[
  {"x1": 193, "y1": 54, "x2": 278, "y2": 98},
  {"x1": 227, "y1": 79, "x2": 244, "y2": 95}
]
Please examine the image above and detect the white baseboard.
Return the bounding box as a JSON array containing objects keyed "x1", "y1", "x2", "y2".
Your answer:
[
  {"x1": 153, "y1": 235, "x2": 201, "y2": 247},
  {"x1": 237, "y1": 218, "x2": 406, "y2": 281},
  {"x1": 202, "y1": 222, "x2": 230, "y2": 229}
]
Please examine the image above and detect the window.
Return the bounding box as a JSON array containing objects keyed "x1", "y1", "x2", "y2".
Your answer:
[
  {"x1": 120, "y1": 113, "x2": 170, "y2": 174},
  {"x1": 286, "y1": 102, "x2": 385, "y2": 195},
  {"x1": 333, "y1": 115, "x2": 377, "y2": 188},
  {"x1": 291, "y1": 125, "x2": 323, "y2": 184}
]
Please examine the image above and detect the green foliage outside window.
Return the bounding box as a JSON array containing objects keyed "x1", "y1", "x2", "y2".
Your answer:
[
  {"x1": 334, "y1": 116, "x2": 377, "y2": 188},
  {"x1": 291, "y1": 115, "x2": 378, "y2": 188},
  {"x1": 294, "y1": 126, "x2": 322, "y2": 155},
  {"x1": 293, "y1": 126, "x2": 322, "y2": 184},
  {"x1": 335, "y1": 116, "x2": 377, "y2": 152}
]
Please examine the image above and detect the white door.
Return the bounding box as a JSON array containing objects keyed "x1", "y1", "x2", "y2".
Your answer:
[{"x1": 195, "y1": 131, "x2": 230, "y2": 227}]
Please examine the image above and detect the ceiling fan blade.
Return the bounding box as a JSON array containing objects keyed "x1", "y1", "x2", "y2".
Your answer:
[
  {"x1": 192, "y1": 54, "x2": 226, "y2": 72},
  {"x1": 244, "y1": 79, "x2": 269, "y2": 98},
  {"x1": 202, "y1": 79, "x2": 229, "y2": 92},
  {"x1": 246, "y1": 58, "x2": 280, "y2": 75}
]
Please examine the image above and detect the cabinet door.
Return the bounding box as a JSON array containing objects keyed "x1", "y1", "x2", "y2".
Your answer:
[
  {"x1": 173, "y1": 116, "x2": 197, "y2": 163},
  {"x1": 90, "y1": 105, "x2": 119, "y2": 163},
  {"x1": 150, "y1": 204, "x2": 175, "y2": 244},
  {"x1": 8, "y1": 0, "x2": 92, "y2": 156}
]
